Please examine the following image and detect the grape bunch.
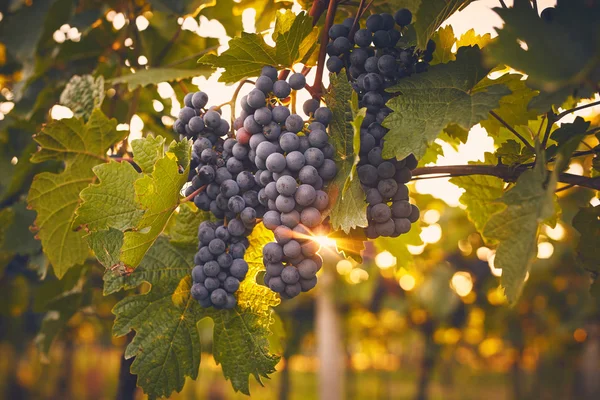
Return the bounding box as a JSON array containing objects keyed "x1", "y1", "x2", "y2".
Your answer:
[
  {"x1": 179, "y1": 92, "x2": 262, "y2": 309},
  {"x1": 326, "y1": 9, "x2": 429, "y2": 238},
  {"x1": 233, "y1": 66, "x2": 337, "y2": 299},
  {"x1": 191, "y1": 221, "x2": 250, "y2": 309}
]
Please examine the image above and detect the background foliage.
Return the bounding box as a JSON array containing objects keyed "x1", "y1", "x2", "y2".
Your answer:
[{"x1": 0, "y1": 0, "x2": 599, "y2": 399}]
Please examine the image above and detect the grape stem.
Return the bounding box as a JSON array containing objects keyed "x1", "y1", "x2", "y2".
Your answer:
[
  {"x1": 180, "y1": 185, "x2": 207, "y2": 203},
  {"x1": 411, "y1": 165, "x2": 600, "y2": 191},
  {"x1": 309, "y1": 0, "x2": 338, "y2": 100},
  {"x1": 348, "y1": 0, "x2": 367, "y2": 40},
  {"x1": 499, "y1": 0, "x2": 508, "y2": 8},
  {"x1": 228, "y1": 79, "x2": 256, "y2": 135}
]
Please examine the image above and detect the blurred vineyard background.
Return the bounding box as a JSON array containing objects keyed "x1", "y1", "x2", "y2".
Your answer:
[{"x1": 1, "y1": 0, "x2": 599, "y2": 399}]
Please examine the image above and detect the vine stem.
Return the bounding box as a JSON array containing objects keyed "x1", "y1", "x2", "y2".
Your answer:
[
  {"x1": 310, "y1": 0, "x2": 338, "y2": 100},
  {"x1": 541, "y1": 111, "x2": 555, "y2": 148},
  {"x1": 489, "y1": 110, "x2": 536, "y2": 152},
  {"x1": 411, "y1": 165, "x2": 600, "y2": 191},
  {"x1": 499, "y1": 0, "x2": 508, "y2": 8},
  {"x1": 180, "y1": 185, "x2": 207, "y2": 203}
]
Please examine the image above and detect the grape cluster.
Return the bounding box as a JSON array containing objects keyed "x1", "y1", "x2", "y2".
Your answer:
[
  {"x1": 233, "y1": 66, "x2": 337, "y2": 299},
  {"x1": 174, "y1": 91, "x2": 230, "y2": 145},
  {"x1": 326, "y1": 9, "x2": 429, "y2": 238},
  {"x1": 191, "y1": 221, "x2": 249, "y2": 309},
  {"x1": 180, "y1": 92, "x2": 261, "y2": 309}
]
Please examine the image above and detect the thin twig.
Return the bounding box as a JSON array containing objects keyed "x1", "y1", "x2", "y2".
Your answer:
[
  {"x1": 181, "y1": 185, "x2": 207, "y2": 203},
  {"x1": 489, "y1": 110, "x2": 536, "y2": 152},
  {"x1": 541, "y1": 111, "x2": 555, "y2": 148},
  {"x1": 412, "y1": 164, "x2": 600, "y2": 191},
  {"x1": 348, "y1": 0, "x2": 367, "y2": 40},
  {"x1": 532, "y1": 0, "x2": 538, "y2": 14},
  {"x1": 499, "y1": 0, "x2": 508, "y2": 8},
  {"x1": 556, "y1": 100, "x2": 600, "y2": 120}
]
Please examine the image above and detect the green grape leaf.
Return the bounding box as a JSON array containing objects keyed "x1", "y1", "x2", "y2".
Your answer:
[
  {"x1": 241, "y1": 0, "x2": 295, "y2": 33},
  {"x1": 104, "y1": 235, "x2": 194, "y2": 295},
  {"x1": 87, "y1": 228, "x2": 125, "y2": 272},
  {"x1": 274, "y1": 11, "x2": 320, "y2": 67},
  {"x1": 74, "y1": 161, "x2": 144, "y2": 231},
  {"x1": 495, "y1": 139, "x2": 534, "y2": 165},
  {"x1": 325, "y1": 72, "x2": 368, "y2": 233},
  {"x1": 572, "y1": 205, "x2": 600, "y2": 274},
  {"x1": 108, "y1": 68, "x2": 210, "y2": 91},
  {"x1": 113, "y1": 276, "x2": 203, "y2": 399},
  {"x1": 413, "y1": 0, "x2": 476, "y2": 49},
  {"x1": 198, "y1": 12, "x2": 317, "y2": 82},
  {"x1": 130, "y1": 135, "x2": 166, "y2": 173},
  {"x1": 450, "y1": 154, "x2": 505, "y2": 236},
  {"x1": 383, "y1": 46, "x2": 510, "y2": 160},
  {"x1": 486, "y1": 0, "x2": 600, "y2": 92},
  {"x1": 443, "y1": 123, "x2": 469, "y2": 144},
  {"x1": 27, "y1": 110, "x2": 123, "y2": 278},
  {"x1": 59, "y1": 75, "x2": 105, "y2": 120},
  {"x1": 120, "y1": 144, "x2": 191, "y2": 268},
  {"x1": 168, "y1": 138, "x2": 193, "y2": 170},
  {"x1": 78, "y1": 136, "x2": 191, "y2": 270},
  {"x1": 547, "y1": 116, "x2": 590, "y2": 172},
  {"x1": 199, "y1": 33, "x2": 278, "y2": 83},
  {"x1": 478, "y1": 72, "x2": 539, "y2": 138},
  {"x1": 483, "y1": 152, "x2": 559, "y2": 304},
  {"x1": 431, "y1": 25, "x2": 456, "y2": 65}
]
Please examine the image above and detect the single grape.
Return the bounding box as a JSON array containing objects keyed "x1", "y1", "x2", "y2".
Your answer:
[
  {"x1": 300, "y1": 207, "x2": 322, "y2": 228},
  {"x1": 326, "y1": 56, "x2": 344, "y2": 73},
  {"x1": 255, "y1": 75, "x2": 274, "y2": 93},
  {"x1": 266, "y1": 153, "x2": 287, "y2": 173},
  {"x1": 368, "y1": 14, "x2": 386, "y2": 31},
  {"x1": 263, "y1": 210, "x2": 281, "y2": 230},
  {"x1": 285, "y1": 114, "x2": 304, "y2": 133},
  {"x1": 314, "y1": 107, "x2": 332, "y2": 125},
  {"x1": 354, "y1": 29, "x2": 372, "y2": 47},
  {"x1": 247, "y1": 89, "x2": 267, "y2": 108},
  {"x1": 272, "y1": 106, "x2": 291, "y2": 124},
  {"x1": 329, "y1": 23, "x2": 350, "y2": 40},
  {"x1": 281, "y1": 210, "x2": 300, "y2": 228},
  {"x1": 289, "y1": 73, "x2": 306, "y2": 90},
  {"x1": 286, "y1": 151, "x2": 306, "y2": 172},
  {"x1": 280, "y1": 132, "x2": 300, "y2": 152},
  {"x1": 281, "y1": 266, "x2": 300, "y2": 284},
  {"x1": 262, "y1": 65, "x2": 278, "y2": 81},
  {"x1": 394, "y1": 8, "x2": 412, "y2": 26},
  {"x1": 276, "y1": 195, "x2": 296, "y2": 213},
  {"x1": 178, "y1": 107, "x2": 196, "y2": 124},
  {"x1": 230, "y1": 259, "x2": 249, "y2": 279},
  {"x1": 283, "y1": 240, "x2": 302, "y2": 258},
  {"x1": 273, "y1": 80, "x2": 291, "y2": 98}
]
